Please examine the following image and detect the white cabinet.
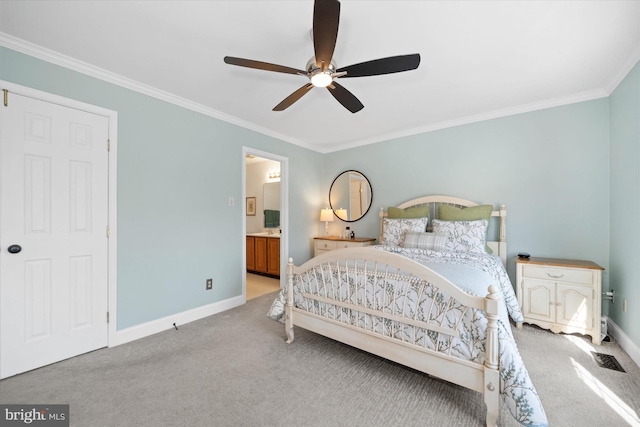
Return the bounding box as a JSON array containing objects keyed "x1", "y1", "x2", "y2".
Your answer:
[
  {"x1": 313, "y1": 237, "x2": 376, "y2": 257},
  {"x1": 515, "y1": 257, "x2": 604, "y2": 345}
]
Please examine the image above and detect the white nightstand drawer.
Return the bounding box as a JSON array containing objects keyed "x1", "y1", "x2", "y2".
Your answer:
[
  {"x1": 313, "y1": 237, "x2": 377, "y2": 257},
  {"x1": 315, "y1": 240, "x2": 337, "y2": 251},
  {"x1": 522, "y1": 264, "x2": 593, "y2": 285},
  {"x1": 335, "y1": 241, "x2": 365, "y2": 249}
]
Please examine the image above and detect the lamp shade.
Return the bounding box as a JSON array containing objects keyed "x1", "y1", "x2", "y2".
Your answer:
[
  {"x1": 335, "y1": 208, "x2": 348, "y2": 221},
  {"x1": 320, "y1": 208, "x2": 334, "y2": 222}
]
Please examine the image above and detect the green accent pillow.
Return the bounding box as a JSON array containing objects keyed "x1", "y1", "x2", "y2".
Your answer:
[
  {"x1": 387, "y1": 206, "x2": 430, "y2": 219},
  {"x1": 439, "y1": 204, "x2": 494, "y2": 253}
]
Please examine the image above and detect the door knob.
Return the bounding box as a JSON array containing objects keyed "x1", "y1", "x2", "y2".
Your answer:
[{"x1": 8, "y1": 244, "x2": 22, "y2": 254}]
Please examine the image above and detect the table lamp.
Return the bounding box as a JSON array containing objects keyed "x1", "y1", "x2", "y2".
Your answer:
[{"x1": 320, "y1": 208, "x2": 334, "y2": 236}]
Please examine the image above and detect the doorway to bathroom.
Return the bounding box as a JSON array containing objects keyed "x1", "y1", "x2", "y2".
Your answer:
[{"x1": 243, "y1": 147, "x2": 287, "y2": 301}]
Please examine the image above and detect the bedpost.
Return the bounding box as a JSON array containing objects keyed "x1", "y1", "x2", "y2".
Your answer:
[
  {"x1": 499, "y1": 205, "x2": 506, "y2": 242},
  {"x1": 379, "y1": 207, "x2": 385, "y2": 244},
  {"x1": 285, "y1": 257, "x2": 295, "y2": 344},
  {"x1": 484, "y1": 285, "x2": 501, "y2": 427},
  {"x1": 498, "y1": 205, "x2": 507, "y2": 266}
]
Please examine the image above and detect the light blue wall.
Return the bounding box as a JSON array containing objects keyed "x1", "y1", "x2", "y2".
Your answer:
[
  {"x1": 609, "y1": 61, "x2": 640, "y2": 346},
  {"x1": 325, "y1": 99, "x2": 611, "y2": 286},
  {"x1": 3, "y1": 46, "x2": 638, "y2": 352},
  {"x1": 0, "y1": 47, "x2": 324, "y2": 330}
]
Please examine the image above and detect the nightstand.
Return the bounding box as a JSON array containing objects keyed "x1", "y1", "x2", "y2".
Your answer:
[
  {"x1": 313, "y1": 236, "x2": 376, "y2": 257},
  {"x1": 515, "y1": 257, "x2": 604, "y2": 345}
]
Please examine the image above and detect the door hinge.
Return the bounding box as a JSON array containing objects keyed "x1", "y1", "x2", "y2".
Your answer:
[
  {"x1": 3, "y1": 89, "x2": 7, "y2": 107},
  {"x1": 106, "y1": 225, "x2": 110, "y2": 238},
  {"x1": 107, "y1": 312, "x2": 110, "y2": 323},
  {"x1": 107, "y1": 139, "x2": 111, "y2": 152}
]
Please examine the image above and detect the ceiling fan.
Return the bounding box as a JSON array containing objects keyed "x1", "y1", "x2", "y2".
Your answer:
[{"x1": 223, "y1": 0, "x2": 420, "y2": 113}]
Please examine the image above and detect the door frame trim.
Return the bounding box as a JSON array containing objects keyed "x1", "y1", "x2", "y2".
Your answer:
[
  {"x1": 242, "y1": 147, "x2": 289, "y2": 299},
  {"x1": 0, "y1": 80, "x2": 118, "y2": 348}
]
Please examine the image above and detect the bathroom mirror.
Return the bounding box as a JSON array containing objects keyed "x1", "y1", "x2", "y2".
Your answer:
[
  {"x1": 329, "y1": 170, "x2": 372, "y2": 222},
  {"x1": 263, "y1": 182, "x2": 280, "y2": 211},
  {"x1": 263, "y1": 182, "x2": 280, "y2": 228}
]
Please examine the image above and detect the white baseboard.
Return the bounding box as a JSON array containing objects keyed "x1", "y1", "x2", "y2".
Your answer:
[
  {"x1": 605, "y1": 316, "x2": 640, "y2": 368},
  {"x1": 114, "y1": 295, "x2": 245, "y2": 346}
]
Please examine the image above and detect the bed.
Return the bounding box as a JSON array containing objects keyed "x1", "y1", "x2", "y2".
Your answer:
[{"x1": 268, "y1": 196, "x2": 547, "y2": 427}]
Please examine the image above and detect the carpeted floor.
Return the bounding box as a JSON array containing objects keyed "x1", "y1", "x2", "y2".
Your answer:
[{"x1": 1, "y1": 291, "x2": 639, "y2": 427}]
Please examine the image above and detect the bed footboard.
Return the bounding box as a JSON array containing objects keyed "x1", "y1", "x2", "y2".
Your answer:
[{"x1": 284, "y1": 248, "x2": 501, "y2": 427}]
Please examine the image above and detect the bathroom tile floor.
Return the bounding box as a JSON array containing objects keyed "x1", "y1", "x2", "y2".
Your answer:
[{"x1": 246, "y1": 273, "x2": 280, "y2": 300}]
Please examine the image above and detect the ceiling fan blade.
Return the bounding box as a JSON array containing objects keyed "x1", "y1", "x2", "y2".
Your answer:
[
  {"x1": 313, "y1": 0, "x2": 340, "y2": 69},
  {"x1": 273, "y1": 83, "x2": 314, "y2": 111},
  {"x1": 327, "y1": 81, "x2": 364, "y2": 113},
  {"x1": 224, "y1": 56, "x2": 305, "y2": 75},
  {"x1": 336, "y1": 54, "x2": 421, "y2": 77}
]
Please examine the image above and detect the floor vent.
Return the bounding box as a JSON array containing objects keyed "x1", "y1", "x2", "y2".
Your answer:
[{"x1": 591, "y1": 352, "x2": 626, "y2": 372}]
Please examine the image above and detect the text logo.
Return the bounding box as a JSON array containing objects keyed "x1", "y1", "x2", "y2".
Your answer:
[{"x1": 0, "y1": 405, "x2": 69, "y2": 426}]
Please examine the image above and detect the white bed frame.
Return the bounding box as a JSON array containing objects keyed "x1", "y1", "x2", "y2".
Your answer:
[{"x1": 284, "y1": 196, "x2": 508, "y2": 427}]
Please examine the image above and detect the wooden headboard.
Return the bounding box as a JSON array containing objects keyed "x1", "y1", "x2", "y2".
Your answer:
[{"x1": 379, "y1": 195, "x2": 507, "y2": 265}]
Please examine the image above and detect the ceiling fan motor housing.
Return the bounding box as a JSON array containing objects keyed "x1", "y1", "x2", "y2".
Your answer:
[{"x1": 306, "y1": 57, "x2": 336, "y2": 87}]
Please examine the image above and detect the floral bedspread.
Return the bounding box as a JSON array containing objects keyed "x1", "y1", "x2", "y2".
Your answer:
[{"x1": 267, "y1": 246, "x2": 548, "y2": 427}]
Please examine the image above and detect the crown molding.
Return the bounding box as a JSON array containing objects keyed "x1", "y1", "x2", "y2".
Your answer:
[
  {"x1": 604, "y1": 43, "x2": 640, "y2": 95},
  {"x1": 0, "y1": 32, "x2": 633, "y2": 155},
  {"x1": 320, "y1": 88, "x2": 609, "y2": 153},
  {"x1": 0, "y1": 32, "x2": 318, "y2": 150}
]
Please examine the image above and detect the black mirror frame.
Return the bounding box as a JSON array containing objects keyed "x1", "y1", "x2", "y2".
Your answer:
[{"x1": 328, "y1": 170, "x2": 373, "y2": 223}]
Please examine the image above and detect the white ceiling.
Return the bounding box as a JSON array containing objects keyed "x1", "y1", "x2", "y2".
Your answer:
[{"x1": 1, "y1": 1, "x2": 639, "y2": 153}]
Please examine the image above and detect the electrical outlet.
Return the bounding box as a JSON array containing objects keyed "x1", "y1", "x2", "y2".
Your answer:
[
  {"x1": 622, "y1": 299, "x2": 627, "y2": 313},
  {"x1": 206, "y1": 278, "x2": 213, "y2": 290}
]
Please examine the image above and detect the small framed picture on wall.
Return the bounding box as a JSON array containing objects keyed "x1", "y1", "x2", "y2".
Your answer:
[{"x1": 246, "y1": 197, "x2": 256, "y2": 216}]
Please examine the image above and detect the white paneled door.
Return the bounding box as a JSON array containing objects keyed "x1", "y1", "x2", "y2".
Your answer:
[{"x1": 0, "y1": 91, "x2": 110, "y2": 379}]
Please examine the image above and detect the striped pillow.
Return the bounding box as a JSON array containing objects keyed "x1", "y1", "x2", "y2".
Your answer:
[{"x1": 402, "y1": 231, "x2": 450, "y2": 251}]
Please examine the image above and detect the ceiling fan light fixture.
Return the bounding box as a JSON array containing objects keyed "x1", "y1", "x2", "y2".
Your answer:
[{"x1": 310, "y1": 70, "x2": 333, "y2": 87}]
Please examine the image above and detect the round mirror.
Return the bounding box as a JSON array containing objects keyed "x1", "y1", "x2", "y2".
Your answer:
[{"x1": 329, "y1": 170, "x2": 373, "y2": 222}]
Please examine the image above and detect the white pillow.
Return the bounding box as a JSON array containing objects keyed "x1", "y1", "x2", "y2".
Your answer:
[
  {"x1": 403, "y1": 231, "x2": 450, "y2": 251},
  {"x1": 382, "y1": 217, "x2": 428, "y2": 247},
  {"x1": 431, "y1": 219, "x2": 488, "y2": 253}
]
